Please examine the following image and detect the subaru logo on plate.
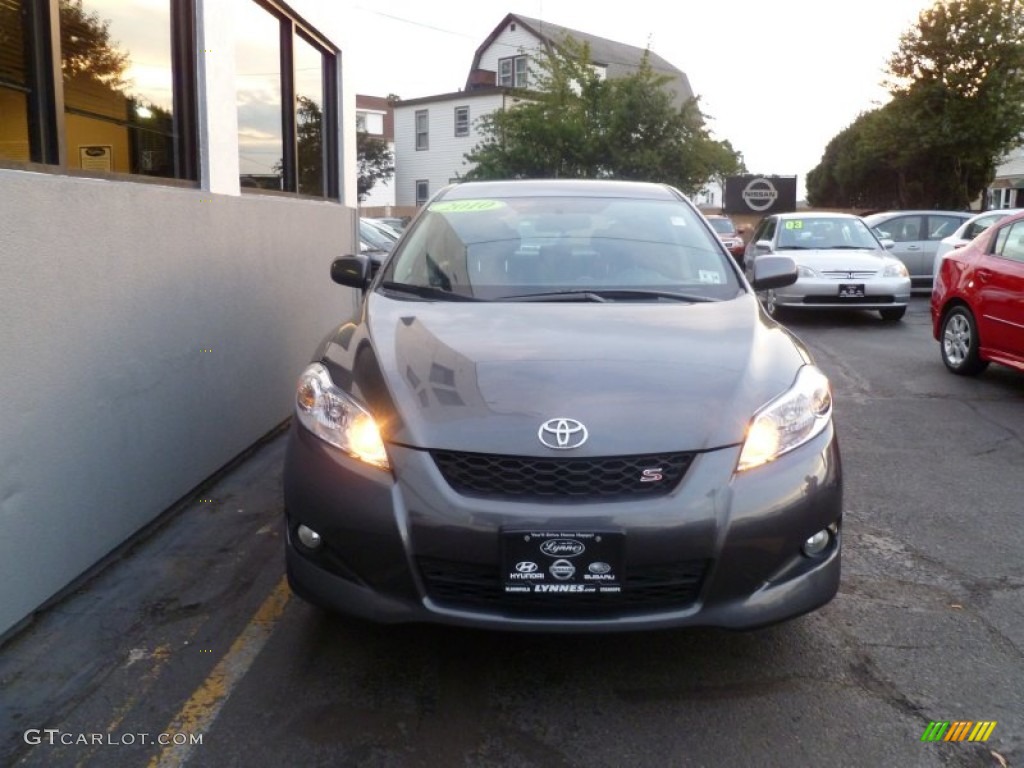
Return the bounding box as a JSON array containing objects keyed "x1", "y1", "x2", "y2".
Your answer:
[
  {"x1": 588, "y1": 561, "x2": 612, "y2": 575},
  {"x1": 549, "y1": 559, "x2": 576, "y2": 580},
  {"x1": 515, "y1": 561, "x2": 538, "y2": 573},
  {"x1": 538, "y1": 418, "x2": 588, "y2": 450},
  {"x1": 540, "y1": 539, "x2": 585, "y2": 557}
]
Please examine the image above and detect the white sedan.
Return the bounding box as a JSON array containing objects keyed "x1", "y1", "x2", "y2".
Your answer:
[
  {"x1": 932, "y1": 209, "x2": 1024, "y2": 279},
  {"x1": 744, "y1": 212, "x2": 912, "y2": 322}
]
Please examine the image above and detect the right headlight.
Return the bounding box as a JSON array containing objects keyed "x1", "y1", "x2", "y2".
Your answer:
[
  {"x1": 294, "y1": 363, "x2": 390, "y2": 471},
  {"x1": 797, "y1": 265, "x2": 820, "y2": 278},
  {"x1": 736, "y1": 366, "x2": 832, "y2": 472}
]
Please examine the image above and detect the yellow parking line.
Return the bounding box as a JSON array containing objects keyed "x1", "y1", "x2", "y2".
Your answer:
[{"x1": 147, "y1": 576, "x2": 291, "y2": 768}]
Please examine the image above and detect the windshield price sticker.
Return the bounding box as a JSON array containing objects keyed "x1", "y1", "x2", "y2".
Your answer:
[
  {"x1": 429, "y1": 200, "x2": 506, "y2": 213},
  {"x1": 784, "y1": 220, "x2": 803, "y2": 229},
  {"x1": 502, "y1": 531, "x2": 624, "y2": 594}
]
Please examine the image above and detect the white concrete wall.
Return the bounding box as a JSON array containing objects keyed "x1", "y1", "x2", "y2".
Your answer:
[
  {"x1": 0, "y1": 0, "x2": 359, "y2": 638},
  {"x1": 394, "y1": 92, "x2": 506, "y2": 206}
]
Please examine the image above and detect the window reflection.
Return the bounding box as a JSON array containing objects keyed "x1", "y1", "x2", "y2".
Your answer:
[
  {"x1": 0, "y1": 0, "x2": 32, "y2": 161},
  {"x1": 235, "y1": 0, "x2": 282, "y2": 190},
  {"x1": 294, "y1": 34, "x2": 324, "y2": 196},
  {"x1": 60, "y1": 0, "x2": 178, "y2": 177}
]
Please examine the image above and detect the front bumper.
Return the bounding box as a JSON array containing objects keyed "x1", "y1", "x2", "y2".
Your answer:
[
  {"x1": 283, "y1": 421, "x2": 842, "y2": 632},
  {"x1": 775, "y1": 276, "x2": 910, "y2": 310}
]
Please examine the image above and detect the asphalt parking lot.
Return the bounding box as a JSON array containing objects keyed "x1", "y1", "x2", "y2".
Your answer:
[{"x1": 1, "y1": 296, "x2": 1020, "y2": 768}]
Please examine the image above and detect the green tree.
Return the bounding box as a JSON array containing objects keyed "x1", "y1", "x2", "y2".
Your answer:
[
  {"x1": 808, "y1": 0, "x2": 1024, "y2": 209},
  {"x1": 464, "y1": 36, "x2": 744, "y2": 194},
  {"x1": 59, "y1": 0, "x2": 130, "y2": 89},
  {"x1": 357, "y1": 131, "x2": 395, "y2": 201}
]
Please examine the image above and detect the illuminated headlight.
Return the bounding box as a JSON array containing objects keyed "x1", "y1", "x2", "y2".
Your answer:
[
  {"x1": 737, "y1": 366, "x2": 832, "y2": 472},
  {"x1": 797, "y1": 265, "x2": 819, "y2": 278},
  {"x1": 295, "y1": 363, "x2": 390, "y2": 470},
  {"x1": 883, "y1": 261, "x2": 909, "y2": 278}
]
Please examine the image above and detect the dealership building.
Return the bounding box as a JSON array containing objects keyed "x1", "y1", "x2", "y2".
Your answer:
[{"x1": 0, "y1": 1, "x2": 359, "y2": 638}]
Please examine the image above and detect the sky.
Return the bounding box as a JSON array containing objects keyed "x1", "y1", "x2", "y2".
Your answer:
[{"x1": 339, "y1": 0, "x2": 938, "y2": 198}]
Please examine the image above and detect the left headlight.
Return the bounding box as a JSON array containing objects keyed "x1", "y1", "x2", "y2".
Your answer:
[
  {"x1": 295, "y1": 363, "x2": 390, "y2": 470},
  {"x1": 736, "y1": 365, "x2": 832, "y2": 472},
  {"x1": 883, "y1": 261, "x2": 909, "y2": 278}
]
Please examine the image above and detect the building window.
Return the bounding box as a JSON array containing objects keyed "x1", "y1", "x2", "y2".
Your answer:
[
  {"x1": 454, "y1": 106, "x2": 469, "y2": 137},
  {"x1": 356, "y1": 113, "x2": 367, "y2": 133},
  {"x1": 498, "y1": 55, "x2": 528, "y2": 87},
  {"x1": 0, "y1": 0, "x2": 198, "y2": 179},
  {"x1": 415, "y1": 110, "x2": 428, "y2": 150},
  {"x1": 235, "y1": 0, "x2": 338, "y2": 196},
  {"x1": 415, "y1": 179, "x2": 428, "y2": 205}
]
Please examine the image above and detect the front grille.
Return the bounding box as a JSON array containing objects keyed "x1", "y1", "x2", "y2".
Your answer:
[
  {"x1": 803, "y1": 295, "x2": 895, "y2": 305},
  {"x1": 821, "y1": 270, "x2": 878, "y2": 279},
  {"x1": 418, "y1": 557, "x2": 709, "y2": 617},
  {"x1": 431, "y1": 450, "x2": 694, "y2": 500}
]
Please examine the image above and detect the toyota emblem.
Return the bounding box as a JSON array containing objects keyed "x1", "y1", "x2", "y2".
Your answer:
[{"x1": 538, "y1": 418, "x2": 588, "y2": 450}]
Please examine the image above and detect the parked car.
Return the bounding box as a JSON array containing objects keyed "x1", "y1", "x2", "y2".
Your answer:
[
  {"x1": 283, "y1": 178, "x2": 842, "y2": 632},
  {"x1": 371, "y1": 216, "x2": 410, "y2": 232},
  {"x1": 862, "y1": 210, "x2": 971, "y2": 291},
  {"x1": 933, "y1": 208, "x2": 1024, "y2": 278},
  {"x1": 359, "y1": 217, "x2": 400, "y2": 253},
  {"x1": 744, "y1": 212, "x2": 911, "y2": 321},
  {"x1": 705, "y1": 214, "x2": 746, "y2": 265},
  {"x1": 931, "y1": 209, "x2": 1024, "y2": 375}
]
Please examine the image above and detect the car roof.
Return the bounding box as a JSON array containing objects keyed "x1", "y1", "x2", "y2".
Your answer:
[
  {"x1": 864, "y1": 210, "x2": 970, "y2": 219},
  {"x1": 963, "y1": 208, "x2": 1024, "y2": 222},
  {"x1": 773, "y1": 211, "x2": 861, "y2": 220},
  {"x1": 436, "y1": 179, "x2": 680, "y2": 201}
]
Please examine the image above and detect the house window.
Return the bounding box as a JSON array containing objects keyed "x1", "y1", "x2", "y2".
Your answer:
[
  {"x1": 454, "y1": 106, "x2": 469, "y2": 137},
  {"x1": 356, "y1": 113, "x2": 367, "y2": 133},
  {"x1": 415, "y1": 109, "x2": 428, "y2": 150},
  {"x1": 235, "y1": 0, "x2": 339, "y2": 196},
  {"x1": 415, "y1": 179, "x2": 429, "y2": 205},
  {"x1": 0, "y1": 0, "x2": 198, "y2": 179},
  {"x1": 498, "y1": 56, "x2": 528, "y2": 88}
]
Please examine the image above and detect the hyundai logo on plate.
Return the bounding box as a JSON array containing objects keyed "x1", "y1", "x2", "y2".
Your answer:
[
  {"x1": 515, "y1": 561, "x2": 539, "y2": 573},
  {"x1": 538, "y1": 418, "x2": 588, "y2": 449},
  {"x1": 540, "y1": 539, "x2": 586, "y2": 557}
]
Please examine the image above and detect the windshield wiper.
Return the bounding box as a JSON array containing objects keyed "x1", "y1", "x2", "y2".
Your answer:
[
  {"x1": 379, "y1": 281, "x2": 482, "y2": 301},
  {"x1": 502, "y1": 289, "x2": 716, "y2": 303}
]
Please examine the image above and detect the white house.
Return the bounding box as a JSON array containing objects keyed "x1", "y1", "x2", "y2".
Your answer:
[
  {"x1": 987, "y1": 146, "x2": 1024, "y2": 209},
  {"x1": 393, "y1": 13, "x2": 694, "y2": 207},
  {"x1": 356, "y1": 94, "x2": 396, "y2": 207}
]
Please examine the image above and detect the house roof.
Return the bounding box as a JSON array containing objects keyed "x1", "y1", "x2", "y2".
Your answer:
[
  {"x1": 393, "y1": 86, "x2": 513, "y2": 109},
  {"x1": 468, "y1": 13, "x2": 693, "y2": 106},
  {"x1": 994, "y1": 146, "x2": 1024, "y2": 184}
]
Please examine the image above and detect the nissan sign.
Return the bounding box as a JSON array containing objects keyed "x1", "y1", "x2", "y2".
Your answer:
[{"x1": 724, "y1": 175, "x2": 797, "y2": 215}]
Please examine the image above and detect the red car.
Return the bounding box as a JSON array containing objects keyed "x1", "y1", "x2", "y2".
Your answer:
[
  {"x1": 705, "y1": 214, "x2": 746, "y2": 266},
  {"x1": 931, "y1": 209, "x2": 1024, "y2": 375}
]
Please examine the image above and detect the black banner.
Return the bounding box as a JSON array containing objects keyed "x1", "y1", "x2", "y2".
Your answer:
[{"x1": 724, "y1": 175, "x2": 797, "y2": 215}]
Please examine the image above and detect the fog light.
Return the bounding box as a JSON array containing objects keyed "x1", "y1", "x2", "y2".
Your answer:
[
  {"x1": 297, "y1": 524, "x2": 322, "y2": 550},
  {"x1": 802, "y1": 529, "x2": 830, "y2": 557}
]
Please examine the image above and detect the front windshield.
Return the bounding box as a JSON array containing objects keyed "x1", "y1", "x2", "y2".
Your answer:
[
  {"x1": 380, "y1": 195, "x2": 742, "y2": 301},
  {"x1": 776, "y1": 217, "x2": 881, "y2": 250},
  {"x1": 708, "y1": 217, "x2": 735, "y2": 235}
]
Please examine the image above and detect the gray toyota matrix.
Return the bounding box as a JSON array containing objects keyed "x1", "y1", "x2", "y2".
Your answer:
[{"x1": 284, "y1": 179, "x2": 842, "y2": 632}]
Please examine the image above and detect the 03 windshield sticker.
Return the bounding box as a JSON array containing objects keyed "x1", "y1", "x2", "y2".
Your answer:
[
  {"x1": 784, "y1": 220, "x2": 804, "y2": 229},
  {"x1": 429, "y1": 200, "x2": 506, "y2": 213}
]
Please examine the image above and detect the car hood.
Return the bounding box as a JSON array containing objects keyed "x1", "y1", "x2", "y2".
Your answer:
[
  {"x1": 320, "y1": 293, "x2": 812, "y2": 456},
  {"x1": 782, "y1": 248, "x2": 889, "y2": 272}
]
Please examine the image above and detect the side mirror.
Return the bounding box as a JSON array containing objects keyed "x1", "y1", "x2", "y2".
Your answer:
[
  {"x1": 331, "y1": 254, "x2": 372, "y2": 289},
  {"x1": 755, "y1": 239, "x2": 773, "y2": 252},
  {"x1": 880, "y1": 238, "x2": 896, "y2": 250},
  {"x1": 751, "y1": 255, "x2": 798, "y2": 291}
]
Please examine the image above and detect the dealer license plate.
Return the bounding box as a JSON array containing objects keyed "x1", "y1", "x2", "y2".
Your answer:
[
  {"x1": 502, "y1": 530, "x2": 624, "y2": 595},
  {"x1": 838, "y1": 283, "x2": 865, "y2": 298}
]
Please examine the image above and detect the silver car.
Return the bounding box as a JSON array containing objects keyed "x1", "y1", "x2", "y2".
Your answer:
[
  {"x1": 862, "y1": 210, "x2": 971, "y2": 291},
  {"x1": 744, "y1": 212, "x2": 912, "y2": 321},
  {"x1": 284, "y1": 179, "x2": 842, "y2": 632}
]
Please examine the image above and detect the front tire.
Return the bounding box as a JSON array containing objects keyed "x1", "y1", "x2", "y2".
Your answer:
[
  {"x1": 879, "y1": 307, "x2": 906, "y2": 322},
  {"x1": 940, "y1": 306, "x2": 988, "y2": 375}
]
